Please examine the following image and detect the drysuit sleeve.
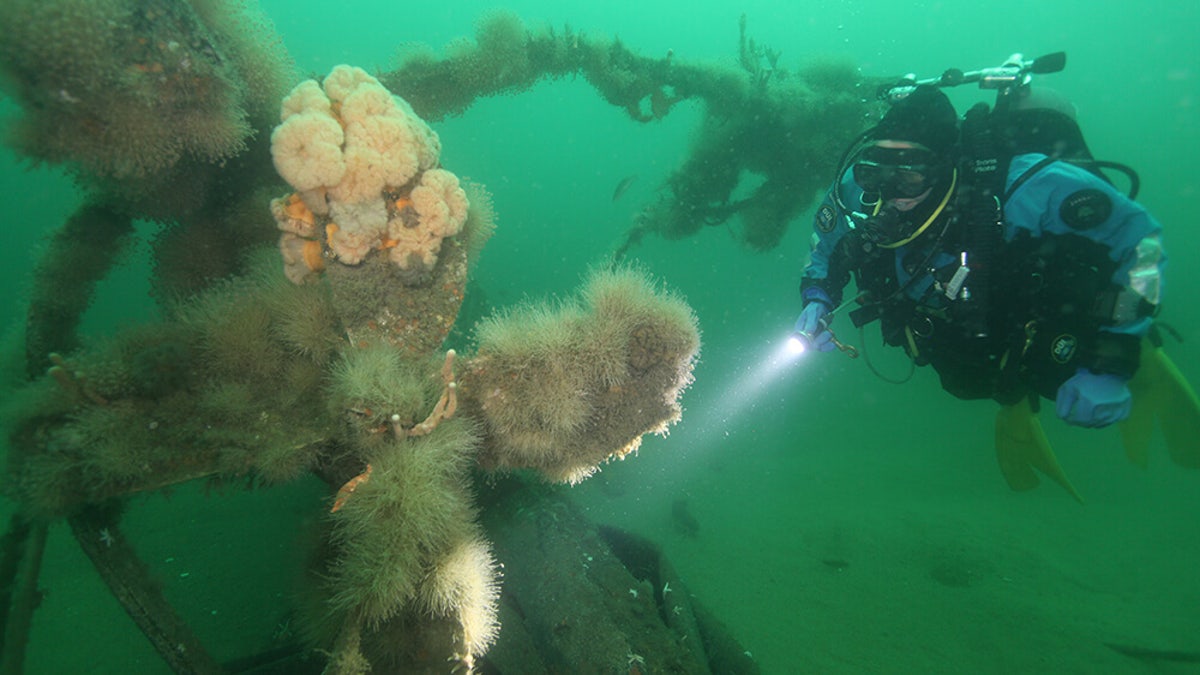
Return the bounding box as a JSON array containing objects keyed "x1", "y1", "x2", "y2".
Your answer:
[
  {"x1": 1005, "y1": 153, "x2": 1166, "y2": 375},
  {"x1": 801, "y1": 172, "x2": 861, "y2": 308}
]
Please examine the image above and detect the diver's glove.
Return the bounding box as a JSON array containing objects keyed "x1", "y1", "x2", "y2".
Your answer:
[
  {"x1": 1055, "y1": 368, "x2": 1132, "y2": 428},
  {"x1": 794, "y1": 288, "x2": 836, "y2": 353}
]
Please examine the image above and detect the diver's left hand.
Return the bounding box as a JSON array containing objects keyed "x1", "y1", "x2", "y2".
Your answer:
[{"x1": 1055, "y1": 369, "x2": 1132, "y2": 428}]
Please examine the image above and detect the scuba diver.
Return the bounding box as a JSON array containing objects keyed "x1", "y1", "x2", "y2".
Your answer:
[{"x1": 794, "y1": 53, "x2": 1199, "y2": 500}]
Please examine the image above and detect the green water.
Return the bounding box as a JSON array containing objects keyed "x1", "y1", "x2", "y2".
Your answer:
[{"x1": 2, "y1": 1, "x2": 1197, "y2": 672}]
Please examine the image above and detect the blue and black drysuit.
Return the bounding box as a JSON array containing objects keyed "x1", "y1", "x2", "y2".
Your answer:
[{"x1": 800, "y1": 151, "x2": 1165, "y2": 421}]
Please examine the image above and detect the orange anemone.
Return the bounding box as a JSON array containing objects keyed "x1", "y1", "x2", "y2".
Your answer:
[
  {"x1": 301, "y1": 240, "x2": 324, "y2": 272},
  {"x1": 285, "y1": 193, "x2": 315, "y2": 225}
]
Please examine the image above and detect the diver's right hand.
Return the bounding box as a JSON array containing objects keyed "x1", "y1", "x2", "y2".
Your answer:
[{"x1": 794, "y1": 301, "x2": 835, "y2": 353}]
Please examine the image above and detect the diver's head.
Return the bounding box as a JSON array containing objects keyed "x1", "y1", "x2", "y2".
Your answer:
[{"x1": 855, "y1": 85, "x2": 958, "y2": 209}]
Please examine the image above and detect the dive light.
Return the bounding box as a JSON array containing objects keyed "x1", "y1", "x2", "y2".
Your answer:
[
  {"x1": 787, "y1": 330, "x2": 817, "y2": 354},
  {"x1": 787, "y1": 320, "x2": 859, "y2": 358}
]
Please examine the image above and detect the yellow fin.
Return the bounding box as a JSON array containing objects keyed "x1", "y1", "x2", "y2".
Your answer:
[
  {"x1": 995, "y1": 402, "x2": 1041, "y2": 492},
  {"x1": 995, "y1": 398, "x2": 1084, "y2": 504},
  {"x1": 1119, "y1": 342, "x2": 1200, "y2": 469},
  {"x1": 1120, "y1": 342, "x2": 1158, "y2": 468},
  {"x1": 1150, "y1": 348, "x2": 1200, "y2": 469}
]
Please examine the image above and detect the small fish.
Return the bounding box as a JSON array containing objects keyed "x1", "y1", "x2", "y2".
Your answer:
[
  {"x1": 821, "y1": 558, "x2": 850, "y2": 572},
  {"x1": 612, "y1": 174, "x2": 638, "y2": 202},
  {"x1": 670, "y1": 497, "x2": 699, "y2": 537},
  {"x1": 1105, "y1": 643, "x2": 1200, "y2": 663}
]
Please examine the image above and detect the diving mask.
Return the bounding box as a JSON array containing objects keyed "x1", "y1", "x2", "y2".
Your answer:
[
  {"x1": 851, "y1": 145, "x2": 944, "y2": 200},
  {"x1": 852, "y1": 160, "x2": 935, "y2": 199}
]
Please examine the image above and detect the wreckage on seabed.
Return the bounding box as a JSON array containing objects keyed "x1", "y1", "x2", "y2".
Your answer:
[{"x1": 0, "y1": 63, "x2": 710, "y2": 672}]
